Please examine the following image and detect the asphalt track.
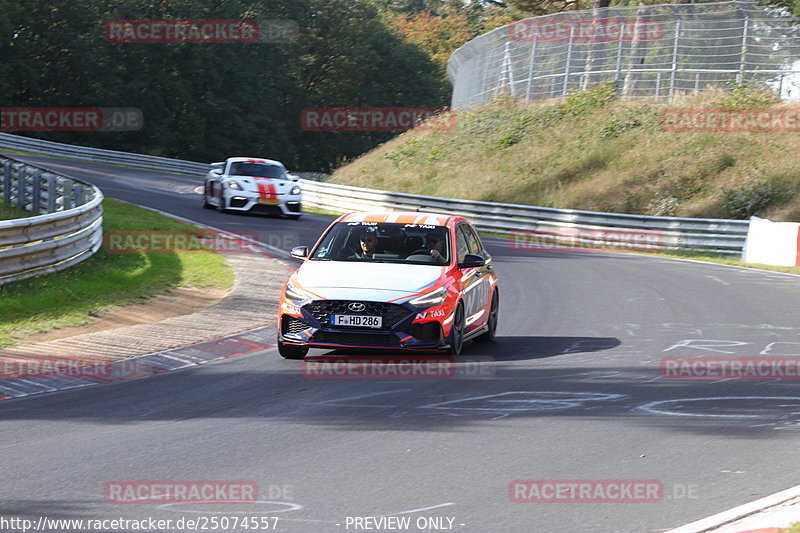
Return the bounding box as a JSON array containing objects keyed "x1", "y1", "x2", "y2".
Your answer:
[{"x1": 2, "y1": 154, "x2": 800, "y2": 533}]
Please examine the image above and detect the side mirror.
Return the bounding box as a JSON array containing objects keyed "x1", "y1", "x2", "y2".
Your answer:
[
  {"x1": 210, "y1": 162, "x2": 224, "y2": 168},
  {"x1": 458, "y1": 254, "x2": 485, "y2": 269},
  {"x1": 210, "y1": 168, "x2": 222, "y2": 176},
  {"x1": 288, "y1": 173, "x2": 300, "y2": 182},
  {"x1": 290, "y1": 246, "x2": 309, "y2": 259}
]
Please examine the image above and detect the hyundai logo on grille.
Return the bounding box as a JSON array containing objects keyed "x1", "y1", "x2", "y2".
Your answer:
[{"x1": 348, "y1": 302, "x2": 366, "y2": 312}]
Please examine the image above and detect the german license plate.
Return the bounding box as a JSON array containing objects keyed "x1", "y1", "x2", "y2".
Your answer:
[
  {"x1": 259, "y1": 198, "x2": 280, "y2": 205},
  {"x1": 330, "y1": 315, "x2": 382, "y2": 328}
]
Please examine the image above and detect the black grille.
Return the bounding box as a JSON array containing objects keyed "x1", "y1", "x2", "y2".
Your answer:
[
  {"x1": 229, "y1": 197, "x2": 248, "y2": 208},
  {"x1": 312, "y1": 331, "x2": 400, "y2": 347},
  {"x1": 282, "y1": 316, "x2": 312, "y2": 335},
  {"x1": 409, "y1": 322, "x2": 442, "y2": 342},
  {"x1": 305, "y1": 300, "x2": 411, "y2": 330},
  {"x1": 286, "y1": 202, "x2": 301, "y2": 213}
]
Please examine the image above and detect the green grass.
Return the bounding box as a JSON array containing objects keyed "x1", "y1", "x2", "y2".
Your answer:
[
  {"x1": 332, "y1": 85, "x2": 800, "y2": 222},
  {"x1": 0, "y1": 198, "x2": 234, "y2": 348},
  {"x1": 783, "y1": 522, "x2": 800, "y2": 532},
  {"x1": 0, "y1": 201, "x2": 34, "y2": 220}
]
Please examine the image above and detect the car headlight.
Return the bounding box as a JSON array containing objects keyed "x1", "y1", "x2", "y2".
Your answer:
[
  {"x1": 409, "y1": 286, "x2": 448, "y2": 307},
  {"x1": 284, "y1": 279, "x2": 312, "y2": 303},
  {"x1": 290, "y1": 185, "x2": 301, "y2": 195},
  {"x1": 228, "y1": 181, "x2": 243, "y2": 191}
]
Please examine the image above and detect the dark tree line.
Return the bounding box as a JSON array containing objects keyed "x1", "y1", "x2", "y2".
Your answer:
[{"x1": 0, "y1": 0, "x2": 448, "y2": 171}]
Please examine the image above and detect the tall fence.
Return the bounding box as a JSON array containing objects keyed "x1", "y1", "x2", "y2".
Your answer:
[
  {"x1": 0, "y1": 156, "x2": 103, "y2": 285},
  {"x1": 448, "y1": 0, "x2": 800, "y2": 108}
]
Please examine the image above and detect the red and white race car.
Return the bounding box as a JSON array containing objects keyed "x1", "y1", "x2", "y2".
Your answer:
[
  {"x1": 202, "y1": 157, "x2": 302, "y2": 219},
  {"x1": 277, "y1": 211, "x2": 500, "y2": 359}
]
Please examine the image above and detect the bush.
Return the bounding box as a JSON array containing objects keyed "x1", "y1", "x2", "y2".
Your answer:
[{"x1": 722, "y1": 180, "x2": 786, "y2": 219}]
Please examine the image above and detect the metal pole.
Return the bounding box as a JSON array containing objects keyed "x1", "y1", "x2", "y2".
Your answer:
[
  {"x1": 669, "y1": 20, "x2": 681, "y2": 102},
  {"x1": 615, "y1": 22, "x2": 625, "y2": 85},
  {"x1": 737, "y1": 17, "x2": 749, "y2": 84},
  {"x1": 525, "y1": 40, "x2": 538, "y2": 102},
  {"x1": 655, "y1": 72, "x2": 662, "y2": 100},
  {"x1": 563, "y1": 26, "x2": 575, "y2": 96},
  {"x1": 695, "y1": 72, "x2": 700, "y2": 93}
]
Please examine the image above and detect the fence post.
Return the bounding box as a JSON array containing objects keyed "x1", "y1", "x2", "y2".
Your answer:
[
  {"x1": 562, "y1": 26, "x2": 575, "y2": 96},
  {"x1": 525, "y1": 39, "x2": 538, "y2": 102},
  {"x1": 669, "y1": 19, "x2": 681, "y2": 102},
  {"x1": 737, "y1": 16, "x2": 749, "y2": 84},
  {"x1": 614, "y1": 22, "x2": 626, "y2": 87}
]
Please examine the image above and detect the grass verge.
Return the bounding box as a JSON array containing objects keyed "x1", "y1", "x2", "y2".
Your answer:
[
  {"x1": 0, "y1": 202, "x2": 34, "y2": 221},
  {"x1": 0, "y1": 198, "x2": 234, "y2": 348}
]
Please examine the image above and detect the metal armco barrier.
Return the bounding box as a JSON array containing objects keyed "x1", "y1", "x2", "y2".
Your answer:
[
  {"x1": 0, "y1": 132, "x2": 208, "y2": 175},
  {"x1": 298, "y1": 179, "x2": 748, "y2": 254},
  {"x1": 0, "y1": 155, "x2": 103, "y2": 286},
  {"x1": 0, "y1": 132, "x2": 747, "y2": 254},
  {"x1": 0, "y1": 133, "x2": 324, "y2": 179}
]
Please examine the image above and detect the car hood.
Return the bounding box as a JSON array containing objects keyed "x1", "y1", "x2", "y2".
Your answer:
[{"x1": 294, "y1": 261, "x2": 444, "y2": 302}]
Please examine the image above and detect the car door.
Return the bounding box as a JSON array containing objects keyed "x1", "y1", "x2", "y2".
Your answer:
[{"x1": 457, "y1": 223, "x2": 492, "y2": 333}]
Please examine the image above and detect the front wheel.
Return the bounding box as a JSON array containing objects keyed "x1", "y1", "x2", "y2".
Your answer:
[
  {"x1": 476, "y1": 290, "x2": 499, "y2": 342},
  {"x1": 445, "y1": 303, "x2": 465, "y2": 356},
  {"x1": 278, "y1": 340, "x2": 309, "y2": 360},
  {"x1": 202, "y1": 192, "x2": 214, "y2": 209}
]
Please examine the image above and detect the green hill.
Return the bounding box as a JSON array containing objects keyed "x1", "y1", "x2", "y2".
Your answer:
[{"x1": 330, "y1": 85, "x2": 800, "y2": 221}]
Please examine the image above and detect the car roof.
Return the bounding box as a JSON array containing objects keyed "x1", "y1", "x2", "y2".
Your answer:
[
  {"x1": 338, "y1": 211, "x2": 458, "y2": 227},
  {"x1": 226, "y1": 157, "x2": 285, "y2": 167}
]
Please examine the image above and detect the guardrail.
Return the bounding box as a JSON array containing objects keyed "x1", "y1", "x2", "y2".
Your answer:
[
  {"x1": 298, "y1": 179, "x2": 748, "y2": 254},
  {"x1": 0, "y1": 132, "x2": 208, "y2": 175},
  {"x1": 0, "y1": 133, "x2": 327, "y2": 181},
  {"x1": 0, "y1": 155, "x2": 103, "y2": 285}
]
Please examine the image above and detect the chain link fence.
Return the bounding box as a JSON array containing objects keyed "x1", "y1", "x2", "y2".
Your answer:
[{"x1": 448, "y1": 0, "x2": 800, "y2": 108}]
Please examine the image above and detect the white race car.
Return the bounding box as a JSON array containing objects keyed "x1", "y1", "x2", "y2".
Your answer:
[{"x1": 202, "y1": 157, "x2": 302, "y2": 219}]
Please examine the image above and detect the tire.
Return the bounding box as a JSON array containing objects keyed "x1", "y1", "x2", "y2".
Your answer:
[
  {"x1": 216, "y1": 195, "x2": 228, "y2": 213},
  {"x1": 476, "y1": 290, "x2": 499, "y2": 342},
  {"x1": 446, "y1": 303, "x2": 465, "y2": 356},
  {"x1": 278, "y1": 340, "x2": 309, "y2": 360},
  {"x1": 202, "y1": 192, "x2": 214, "y2": 209}
]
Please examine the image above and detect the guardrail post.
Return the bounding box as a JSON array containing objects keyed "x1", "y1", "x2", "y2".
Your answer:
[
  {"x1": 16, "y1": 167, "x2": 27, "y2": 210},
  {"x1": 2, "y1": 160, "x2": 11, "y2": 204},
  {"x1": 62, "y1": 178, "x2": 73, "y2": 211},
  {"x1": 46, "y1": 174, "x2": 57, "y2": 212},
  {"x1": 75, "y1": 185, "x2": 85, "y2": 206},
  {"x1": 31, "y1": 169, "x2": 42, "y2": 214}
]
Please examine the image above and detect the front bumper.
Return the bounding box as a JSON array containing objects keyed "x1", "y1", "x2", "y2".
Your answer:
[
  {"x1": 279, "y1": 300, "x2": 447, "y2": 351},
  {"x1": 224, "y1": 190, "x2": 301, "y2": 215}
]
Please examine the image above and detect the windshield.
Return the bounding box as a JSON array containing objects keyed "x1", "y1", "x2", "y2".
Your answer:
[
  {"x1": 311, "y1": 221, "x2": 450, "y2": 264},
  {"x1": 228, "y1": 161, "x2": 287, "y2": 179}
]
